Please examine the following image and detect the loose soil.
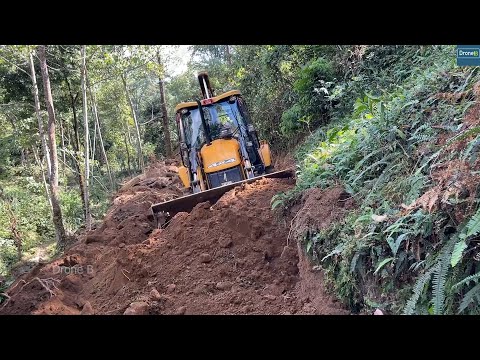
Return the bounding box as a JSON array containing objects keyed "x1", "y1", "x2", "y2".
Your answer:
[{"x1": 0, "y1": 161, "x2": 349, "y2": 315}]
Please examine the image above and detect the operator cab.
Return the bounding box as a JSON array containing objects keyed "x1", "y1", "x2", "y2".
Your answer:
[
  {"x1": 178, "y1": 94, "x2": 264, "y2": 176},
  {"x1": 174, "y1": 73, "x2": 272, "y2": 193}
]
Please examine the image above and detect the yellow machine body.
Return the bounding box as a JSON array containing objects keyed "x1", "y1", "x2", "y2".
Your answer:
[
  {"x1": 200, "y1": 139, "x2": 242, "y2": 174},
  {"x1": 259, "y1": 140, "x2": 272, "y2": 167},
  {"x1": 178, "y1": 165, "x2": 190, "y2": 188}
]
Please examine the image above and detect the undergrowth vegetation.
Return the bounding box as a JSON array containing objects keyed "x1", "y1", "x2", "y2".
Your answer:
[
  {"x1": 274, "y1": 45, "x2": 480, "y2": 314},
  {"x1": 0, "y1": 163, "x2": 120, "y2": 278}
]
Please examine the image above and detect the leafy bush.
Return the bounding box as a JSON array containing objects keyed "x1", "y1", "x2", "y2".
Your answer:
[
  {"x1": 60, "y1": 188, "x2": 85, "y2": 232},
  {"x1": 0, "y1": 238, "x2": 17, "y2": 276},
  {"x1": 281, "y1": 58, "x2": 336, "y2": 136}
]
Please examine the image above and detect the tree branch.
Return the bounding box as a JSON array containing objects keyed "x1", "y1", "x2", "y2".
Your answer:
[{"x1": 0, "y1": 53, "x2": 31, "y2": 78}]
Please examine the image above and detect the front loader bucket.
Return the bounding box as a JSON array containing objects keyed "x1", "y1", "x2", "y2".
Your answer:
[{"x1": 150, "y1": 168, "x2": 295, "y2": 227}]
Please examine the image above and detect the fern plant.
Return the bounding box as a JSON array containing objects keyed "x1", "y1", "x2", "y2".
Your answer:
[
  {"x1": 403, "y1": 266, "x2": 437, "y2": 315},
  {"x1": 431, "y1": 238, "x2": 456, "y2": 315},
  {"x1": 403, "y1": 235, "x2": 460, "y2": 315},
  {"x1": 458, "y1": 283, "x2": 480, "y2": 313},
  {"x1": 451, "y1": 207, "x2": 480, "y2": 267},
  {"x1": 452, "y1": 263, "x2": 480, "y2": 314}
]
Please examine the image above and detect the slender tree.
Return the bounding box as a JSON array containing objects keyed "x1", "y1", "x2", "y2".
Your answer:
[
  {"x1": 58, "y1": 114, "x2": 66, "y2": 176},
  {"x1": 121, "y1": 73, "x2": 144, "y2": 169},
  {"x1": 28, "y1": 50, "x2": 51, "y2": 178},
  {"x1": 156, "y1": 49, "x2": 172, "y2": 157},
  {"x1": 32, "y1": 145, "x2": 51, "y2": 208},
  {"x1": 225, "y1": 45, "x2": 232, "y2": 65},
  {"x1": 64, "y1": 75, "x2": 87, "y2": 216},
  {"x1": 80, "y1": 45, "x2": 91, "y2": 230},
  {"x1": 88, "y1": 80, "x2": 114, "y2": 190},
  {"x1": 37, "y1": 45, "x2": 66, "y2": 248}
]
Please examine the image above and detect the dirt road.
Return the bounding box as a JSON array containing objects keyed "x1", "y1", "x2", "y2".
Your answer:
[{"x1": 0, "y1": 161, "x2": 348, "y2": 315}]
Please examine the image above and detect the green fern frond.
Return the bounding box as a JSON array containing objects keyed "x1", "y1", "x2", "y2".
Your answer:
[
  {"x1": 450, "y1": 240, "x2": 467, "y2": 267},
  {"x1": 271, "y1": 199, "x2": 284, "y2": 210},
  {"x1": 431, "y1": 237, "x2": 456, "y2": 315},
  {"x1": 365, "y1": 162, "x2": 402, "y2": 203},
  {"x1": 432, "y1": 261, "x2": 448, "y2": 315},
  {"x1": 350, "y1": 252, "x2": 360, "y2": 273},
  {"x1": 405, "y1": 174, "x2": 426, "y2": 204},
  {"x1": 410, "y1": 123, "x2": 430, "y2": 138},
  {"x1": 462, "y1": 134, "x2": 480, "y2": 161},
  {"x1": 403, "y1": 266, "x2": 436, "y2": 315},
  {"x1": 446, "y1": 126, "x2": 480, "y2": 148},
  {"x1": 321, "y1": 243, "x2": 345, "y2": 262},
  {"x1": 351, "y1": 153, "x2": 396, "y2": 186},
  {"x1": 374, "y1": 257, "x2": 395, "y2": 275},
  {"x1": 458, "y1": 283, "x2": 480, "y2": 314},
  {"x1": 452, "y1": 271, "x2": 480, "y2": 290},
  {"x1": 352, "y1": 147, "x2": 386, "y2": 172},
  {"x1": 461, "y1": 207, "x2": 480, "y2": 240},
  {"x1": 410, "y1": 134, "x2": 435, "y2": 145}
]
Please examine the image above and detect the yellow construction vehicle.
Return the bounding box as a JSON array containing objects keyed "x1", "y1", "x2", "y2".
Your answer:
[{"x1": 151, "y1": 72, "x2": 293, "y2": 226}]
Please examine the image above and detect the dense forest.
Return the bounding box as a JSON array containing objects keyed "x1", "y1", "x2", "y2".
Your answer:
[{"x1": 1, "y1": 45, "x2": 480, "y2": 315}]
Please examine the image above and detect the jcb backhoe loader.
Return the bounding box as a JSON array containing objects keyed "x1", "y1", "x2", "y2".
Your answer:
[{"x1": 151, "y1": 72, "x2": 293, "y2": 226}]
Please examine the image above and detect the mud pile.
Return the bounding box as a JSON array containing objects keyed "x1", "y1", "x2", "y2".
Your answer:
[
  {"x1": 0, "y1": 162, "x2": 348, "y2": 315},
  {"x1": 86, "y1": 160, "x2": 184, "y2": 246}
]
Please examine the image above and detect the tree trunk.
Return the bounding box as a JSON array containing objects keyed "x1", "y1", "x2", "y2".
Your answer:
[
  {"x1": 156, "y1": 50, "x2": 172, "y2": 158},
  {"x1": 32, "y1": 146, "x2": 52, "y2": 208},
  {"x1": 123, "y1": 126, "x2": 132, "y2": 176},
  {"x1": 37, "y1": 45, "x2": 66, "y2": 248},
  {"x1": 29, "y1": 51, "x2": 51, "y2": 179},
  {"x1": 91, "y1": 103, "x2": 97, "y2": 178},
  {"x1": 80, "y1": 45, "x2": 91, "y2": 231},
  {"x1": 20, "y1": 150, "x2": 26, "y2": 166},
  {"x1": 64, "y1": 115, "x2": 72, "y2": 148},
  {"x1": 88, "y1": 81, "x2": 114, "y2": 190},
  {"x1": 59, "y1": 114, "x2": 66, "y2": 177},
  {"x1": 225, "y1": 45, "x2": 232, "y2": 65},
  {"x1": 118, "y1": 103, "x2": 135, "y2": 172},
  {"x1": 65, "y1": 77, "x2": 87, "y2": 217},
  {"x1": 121, "y1": 73, "x2": 144, "y2": 170}
]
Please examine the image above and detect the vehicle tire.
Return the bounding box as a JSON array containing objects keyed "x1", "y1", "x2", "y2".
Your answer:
[{"x1": 265, "y1": 166, "x2": 274, "y2": 174}]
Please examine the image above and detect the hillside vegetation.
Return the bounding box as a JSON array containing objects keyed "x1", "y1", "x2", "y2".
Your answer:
[{"x1": 275, "y1": 45, "x2": 480, "y2": 314}]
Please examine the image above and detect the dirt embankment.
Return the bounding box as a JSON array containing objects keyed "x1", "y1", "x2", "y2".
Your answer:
[{"x1": 0, "y1": 161, "x2": 350, "y2": 315}]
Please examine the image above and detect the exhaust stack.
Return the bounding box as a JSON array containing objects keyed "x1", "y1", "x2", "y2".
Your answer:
[{"x1": 197, "y1": 71, "x2": 213, "y2": 99}]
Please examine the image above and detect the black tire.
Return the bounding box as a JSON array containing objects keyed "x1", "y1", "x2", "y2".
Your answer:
[{"x1": 265, "y1": 165, "x2": 274, "y2": 174}]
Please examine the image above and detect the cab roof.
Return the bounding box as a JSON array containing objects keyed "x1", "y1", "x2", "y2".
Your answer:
[{"x1": 174, "y1": 90, "x2": 241, "y2": 113}]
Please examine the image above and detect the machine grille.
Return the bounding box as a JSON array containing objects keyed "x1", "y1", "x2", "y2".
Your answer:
[{"x1": 207, "y1": 166, "x2": 243, "y2": 188}]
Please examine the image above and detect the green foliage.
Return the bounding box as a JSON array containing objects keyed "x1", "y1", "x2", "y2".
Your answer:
[
  {"x1": 271, "y1": 192, "x2": 290, "y2": 211},
  {"x1": 276, "y1": 45, "x2": 480, "y2": 314},
  {"x1": 452, "y1": 270, "x2": 480, "y2": 314},
  {"x1": 0, "y1": 238, "x2": 17, "y2": 276},
  {"x1": 451, "y1": 241, "x2": 468, "y2": 267},
  {"x1": 280, "y1": 58, "x2": 337, "y2": 136},
  {"x1": 461, "y1": 207, "x2": 480, "y2": 240},
  {"x1": 60, "y1": 188, "x2": 84, "y2": 232},
  {"x1": 403, "y1": 266, "x2": 436, "y2": 315},
  {"x1": 458, "y1": 283, "x2": 480, "y2": 313},
  {"x1": 374, "y1": 257, "x2": 395, "y2": 274},
  {"x1": 431, "y1": 238, "x2": 456, "y2": 315},
  {"x1": 449, "y1": 207, "x2": 480, "y2": 268},
  {"x1": 190, "y1": 45, "x2": 345, "y2": 150}
]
